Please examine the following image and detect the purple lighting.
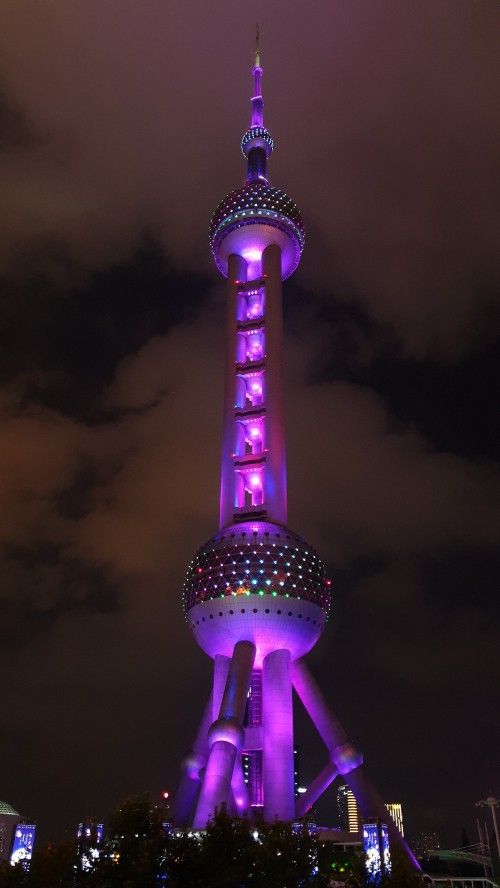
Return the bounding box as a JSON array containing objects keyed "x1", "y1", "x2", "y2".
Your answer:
[
  {"x1": 210, "y1": 183, "x2": 305, "y2": 279},
  {"x1": 242, "y1": 247, "x2": 263, "y2": 265},
  {"x1": 172, "y1": 33, "x2": 420, "y2": 875}
]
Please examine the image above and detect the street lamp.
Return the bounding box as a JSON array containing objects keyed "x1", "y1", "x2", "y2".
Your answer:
[{"x1": 476, "y1": 797, "x2": 500, "y2": 858}]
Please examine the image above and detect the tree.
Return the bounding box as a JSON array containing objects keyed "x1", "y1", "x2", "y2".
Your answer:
[
  {"x1": 317, "y1": 841, "x2": 357, "y2": 883},
  {"x1": 247, "y1": 818, "x2": 328, "y2": 887},
  {"x1": 0, "y1": 861, "x2": 28, "y2": 888},
  {"x1": 86, "y1": 793, "x2": 170, "y2": 888},
  {"x1": 0, "y1": 796, "x2": 432, "y2": 887},
  {"x1": 165, "y1": 829, "x2": 203, "y2": 888},
  {"x1": 197, "y1": 806, "x2": 255, "y2": 888},
  {"x1": 343, "y1": 843, "x2": 424, "y2": 888},
  {"x1": 0, "y1": 841, "x2": 77, "y2": 888},
  {"x1": 28, "y1": 841, "x2": 78, "y2": 888}
]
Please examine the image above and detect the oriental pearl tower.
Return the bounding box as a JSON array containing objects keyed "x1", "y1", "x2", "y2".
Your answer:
[{"x1": 173, "y1": 31, "x2": 418, "y2": 871}]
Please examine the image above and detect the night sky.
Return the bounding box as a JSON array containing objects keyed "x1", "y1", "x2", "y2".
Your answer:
[{"x1": 0, "y1": 0, "x2": 499, "y2": 850}]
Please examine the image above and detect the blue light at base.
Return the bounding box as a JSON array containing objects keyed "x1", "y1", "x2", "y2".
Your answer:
[
  {"x1": 10, "y1": 823, "x2": 36, "y2": 868},
  {"x1": 363, "y1": 819, "x2": 391, "y2": 881},
  {"x1": 381, "y1": 821, "x2": 391, "y2": 876},
  {"x1": 77, "y1": 821, "x2": 103, "y2": 871}
]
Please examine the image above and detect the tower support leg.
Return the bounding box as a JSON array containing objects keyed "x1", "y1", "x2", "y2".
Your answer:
[
  {"x1": 213, "y1": 654, "x2": 230, "y2": 719},
  {"x1": 295, "y1": 762, "x2": 338, "y2": 818},
  {"x1": 292, "y1": 658, "x2": 420, "y2": 872},
  {"x1": 263, "y1": 648, "x2": 295, "y2": 821},
  {"x1": 193, "y1": 640, "x2": 255, "y2": 828},
  {"x1": 172, "y1": 691, "x2": 213, "y2": 826}
]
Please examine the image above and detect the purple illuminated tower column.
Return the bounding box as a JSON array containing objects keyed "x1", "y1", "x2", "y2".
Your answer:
[
  {"x1": 190, "y1": 36, "x2": 310, "y2": 827},
  {"x1": 173, "y1": 32, "x2": 419, "y2": 873},
  {"x1": 218, "y1": 38, "x2": 296, "y2": 531}
]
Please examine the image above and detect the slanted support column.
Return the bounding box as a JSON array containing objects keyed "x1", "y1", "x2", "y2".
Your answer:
[
  {"x1": 194, "y1": 641, "x2": 256, "y2": 828},
  {"x1": 220, "y1": 253, "x2": 248, "y2": 529},
  {"x1": 344, "y1": 768, "x2": 420, "y2": 871},
  {"x1": 292, "y1": 658, "x2": 350, "y2": 750},
  {"x1": 213, "y1": 654, "x2": 231, "y2": 720},
  {"x1": 263, "y1": 648, "x2": 294, "y2": 821},
  {"x1": 292, "y1": 659, "x2": 420, "y2": 872},
  {"x1": 173, "y1": 691, "x2": 213, "y2": 826},
  {"x1": 295, "y1": 762, "x2": 339, "y2": 818}
]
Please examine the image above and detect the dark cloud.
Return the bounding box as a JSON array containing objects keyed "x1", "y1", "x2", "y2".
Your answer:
[
  {"x1": 0, "y1": 0, "x2": 498, "y2": 852},
  {"x1": 0, "y1": 236, "x2": 212, "y2": 417},
  {"x1": 0, "y1": 89, "x2": 36, "y2": 151},
  {"x1": 0, "y1": 541, "x2": 118, "y2": 645},
  {"x1": 286, "y1": 283, "x2": 500, "y2": 458}
]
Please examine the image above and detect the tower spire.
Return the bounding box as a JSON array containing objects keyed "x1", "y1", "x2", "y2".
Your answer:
[
  {"x1": 252, "y1": 23, "x2": 262, "y2": 126},
  {"x1": 242, "y1": 26, "x2": 273, "y2": 183}
]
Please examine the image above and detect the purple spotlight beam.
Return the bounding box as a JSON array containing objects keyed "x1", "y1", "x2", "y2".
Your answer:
[{"x1": 173, "y1": 34, "x2": 420, "y2": 874}]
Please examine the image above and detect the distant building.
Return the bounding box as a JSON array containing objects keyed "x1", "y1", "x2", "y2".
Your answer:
[
  {"x1": 0, "y1": 801, "x2": 20, "y2": 863},
  {"x1": 337, "y1": 789, "x2": 405, "y2": 839},
  {"x1": 386, "y1": 803, "x2": 404, "y2": 836},
  {"x1": 412, "y1": 830, "x2": 441, "y2": 858},
  {"x1": 337, "y1": 785, "x2": 361, "y2": 833}
]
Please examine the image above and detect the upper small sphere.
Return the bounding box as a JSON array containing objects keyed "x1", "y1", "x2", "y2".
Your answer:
[
  {"x1": 210, "y1": 181, "x2": 305, "y2": 280},
  {"x1": 241, "y1": 126, "x2": 274, "y2": 157}
]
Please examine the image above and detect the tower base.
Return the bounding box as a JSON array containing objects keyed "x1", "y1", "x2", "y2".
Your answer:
[{"x1": 173, "y1": 653, "x2": 420, "y2": 873}]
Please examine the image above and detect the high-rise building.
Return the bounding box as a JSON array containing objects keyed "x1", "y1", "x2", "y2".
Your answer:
[
  {"x1": 172, "y1": 32, "x2": 419, "y2": 874},
  {"x1": 337, "y1": 784, "x2": 361, "y2": 833},
  {"x1": 337, "y1": 788, "x2": 404, "y2": 838},
  {"x1": 386, "y1": 803, "x2": 404, "y2": 837},
  {"x1": 412, "y1": 831, "x2": 441, "y2": 859},
  {"x1": 0, "y1": 801, "x2": 20, "y2": 863}
]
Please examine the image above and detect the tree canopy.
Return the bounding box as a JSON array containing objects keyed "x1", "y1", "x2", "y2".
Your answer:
[{"x1": 0, "y1": 794, "x2": 424, "y2": 888}]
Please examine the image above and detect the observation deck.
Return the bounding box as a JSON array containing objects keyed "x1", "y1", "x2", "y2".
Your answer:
[{"x1": 210, "y1": 182, "x2": 305, "y2": 280}]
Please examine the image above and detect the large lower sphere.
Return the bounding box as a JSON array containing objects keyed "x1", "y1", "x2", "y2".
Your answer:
[{"x1": 183, "y1": 521, "x2": 331, "y2": 668}]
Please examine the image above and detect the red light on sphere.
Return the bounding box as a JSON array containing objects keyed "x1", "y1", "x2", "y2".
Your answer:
[{"x1": 162, "y1": 791, "x2": 169, "y2": 799}]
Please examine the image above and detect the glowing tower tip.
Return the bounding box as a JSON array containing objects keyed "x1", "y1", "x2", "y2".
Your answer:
[{"x1": 255, "y1": 23, "x2": 260, "y2": 69}]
